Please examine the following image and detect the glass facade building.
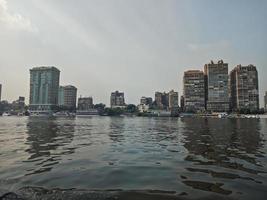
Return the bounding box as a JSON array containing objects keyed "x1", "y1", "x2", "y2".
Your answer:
[{"x1": 29, "y1": 66, "x2": 60, "y2": 111}]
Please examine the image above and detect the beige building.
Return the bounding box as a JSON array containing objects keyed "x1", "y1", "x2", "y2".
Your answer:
[
  {"x1": 230, "y1": 65, "x2": 259, "y2": 112},
  {"x1": 58, "y1": 85, "x2": 77, "y2": 109},
  {"x1": 155, "y1": 92, "x2": 168, "y2": 110},
  {"x1": 183, "y1": 70, "x2": 205, "y2": 112},
  {"x1": 204, "y1": 60, "x2": 229, "y2": 112},
  {"x1": 168, "y1": 90, "x2": 179, "y2": 110},
  {"x1": 78, "y1": 97, "x2": 93, "y2": 110}
]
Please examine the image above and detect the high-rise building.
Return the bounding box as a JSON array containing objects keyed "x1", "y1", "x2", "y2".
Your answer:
[
  {"x1": 110, "y1": 91, "x2": 126, "y2": 108},
  {"x1": 265, "y1": 92, "x2": 267, "y2": 112},
  {"x1": 180, "y1": 95, "x2": 185, "y2": 112},
  {"x1": 230, "y1": 65, "x2": 259, "y2": 112},
  {"x1": 183, "y1": 70, "x2": 205, "y2": 112},
  {"x1": 78, "y1": 97, "x2": 93, "y2": 110},
  {"x1": 204, "y1": 60, "x2": 229, "y2": 112},
  {"x1": 58, "y1": 85, "x2": 77, "y2": 109},
  {"x1": 12, "y1": 96, "x2": 25, "y2": 111},
  {"x1": 155, "y1": 92, "x2": 163, "y2": 109},
  {"x1": 168, "y1": 90, "x2": 179, "y2": 110},
  {"x1": 0, "y1": 84, "x2": 2, "y2": 101},
  {"x1": 58, "y1": 86, "x2": 64, "y2": 106},
  {"x1": 140, "y1": 96, "x2": 153, "y2": 106},
  {"x1": 155, "y1": 92, "x2": 169, "y2": 110},
  {"x1": 29, "y1": 66, "x2": 60, "y2": 111},
  {"x1": 154, "y1": 91, "x2": 178, "y2": 111}
]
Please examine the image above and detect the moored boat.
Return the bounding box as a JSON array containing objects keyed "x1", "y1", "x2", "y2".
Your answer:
[{"x1": 76, "y1": 109, "x2": 99, "y2": 117}]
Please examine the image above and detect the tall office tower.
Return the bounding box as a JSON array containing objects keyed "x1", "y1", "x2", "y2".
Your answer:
[
  {"x1": 29, "y1": 66, "x2": 60, "y2": 111},
  {"x1": 265, "y1": 92, "x2": 267, "y2": 112},
  {"x1": 58, "y1": 85, "x2": 77, "y2": 109},
  {"x1": 110, "y1": 91, "x2": 126, "y2": 108},
  {"x1": 204, "y1": 60, "x2": 229, "y2": 112},
  {"x1": 155, "y1": 92, "x2": 169, "y2": 110},
  {"x1": 168, "y1": 90, "x2": 179, "y2": 110},
  {"x1": 183, "y1": 70, "x2": 205, "y2": 112},
  {"x1": 0, "y1": 84, "x2": 2, "y2": 101},
  {"x1": 230, "y1": 65, "x2": 259, "y2": 112},
  {"x1": 77, "y1": 97, "x2": 93, "y2": 110}
]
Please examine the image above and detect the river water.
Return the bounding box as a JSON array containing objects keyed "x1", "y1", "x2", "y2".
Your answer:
[{"x1": 0, "y1": 116, "x2": 267, "y2": 199}]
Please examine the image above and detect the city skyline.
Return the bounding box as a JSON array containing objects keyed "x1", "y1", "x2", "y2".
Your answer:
[{"x1": 1, "y1": 0, "x2": 267, "y2": 106}]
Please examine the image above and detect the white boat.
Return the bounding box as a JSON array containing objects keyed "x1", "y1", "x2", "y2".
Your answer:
[
  {"x1": 53, "y1": 111, "x2": 75, "y2": 117},
  {"x1": 218, "y1": 113, "x2": 228, "y2": 118},
  {"x1": 2, "y1": 112, "x2": 11, "y2": 116},
  {"x1": 76, "y1": 109, "x2": 99, "y2": 117},
  {"x1": 17, "y1": 112, "x2": 25, "y2": 116},
  {"x1": 246, "y1": 115, "x2": 260, "y2": 119},
  {"x1": 29, "y1": 110, "x2": 53, "y2": 117}
]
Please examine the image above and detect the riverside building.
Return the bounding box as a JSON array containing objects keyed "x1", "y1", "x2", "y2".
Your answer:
[
  {"x1": 264, "y1": 92, "x2": 267, "y2": 112},
  {"x1": 230, "y1": 65, "x2": 259, "y2": 112},
  {"x1": 78, "y1": 97, "x2": 93, "y2": 110},
  {"x1": 29, "y1": 66, "x2": 60, "y2": 112},
  {"x1": 168, "y1": 90, "x2": 179, "y2": 110},
  {"x1": 183, "y1": 70, "x2": 205, "y2": 112},
  {"x1": 0, "y1": 84, "x2": 2, "y2": 101},
  {"x1": 58, "y1": 85, "x2": 77, "y2": 110},
  {"x1": 154, "y1": 90, "x2": 178, "y2": 111},
  {"x1": 155, "y1": 92, "x2": 169, "y2": 110},
  {"x1": 204, "y1": 60, "x2": 229, "y2": 112},
  {"x1": 180, "y1": 95, "x2": 185, "y2": 112},
  {"x1": 110, "y1": 91, "x2": 126, "y2": 108},
  {"x1": 140, "y1": 97, "x2": 153, "y2": 107}
]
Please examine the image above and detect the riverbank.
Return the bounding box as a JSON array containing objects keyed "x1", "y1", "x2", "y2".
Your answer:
[
  {"x1": 0, "y1": 187, "x2": 236, "y2": 200},
  {"x1": 1, "y1": 113, "x2": 267, "y2": 119}
]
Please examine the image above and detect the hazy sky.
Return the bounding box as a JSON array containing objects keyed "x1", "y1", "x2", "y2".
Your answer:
[{"x1": 0, "y1": 0, "x2": 267, "y2": 106}]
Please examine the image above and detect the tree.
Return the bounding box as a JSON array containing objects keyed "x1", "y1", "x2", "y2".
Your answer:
[
  {"x1": 104, "y1": 107, "x2": 124, "y2": 116},
  {"x1": 126, "y1": 104, "x2": 137, "y2": 113},
  {"x1": 94, "y1": 103, "x2": 106, "y2": 115},
  {"x1": 94, "y1": 103, "x2": 106, "y2": 110}
]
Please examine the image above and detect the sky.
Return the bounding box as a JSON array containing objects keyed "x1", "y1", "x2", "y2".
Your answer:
[{"x1": 0, "y1": 0, "x2": 267, "y2": 106}]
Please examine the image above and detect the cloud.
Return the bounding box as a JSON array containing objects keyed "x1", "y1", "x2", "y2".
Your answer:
[{"x1": 0, "y1": 0, "x2": 37, "y2": 32}]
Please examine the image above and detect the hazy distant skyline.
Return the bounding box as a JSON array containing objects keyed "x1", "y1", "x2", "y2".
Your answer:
[{"x1": 1, "y1": 0, "x2": 267, "y2": 106}]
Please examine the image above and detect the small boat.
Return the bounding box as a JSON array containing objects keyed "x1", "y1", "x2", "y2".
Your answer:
[
  {"x1": 17, "y1": 112, "x2": 25, "y2": 116},
  {"x1": 29, "y1": 110, "x2": 53, "y2": 117},
  {"x1": 76, "y1": 109, "x2": 99, "y2": 117},
  {"x1": 53, "y1": 111, "x2": 75, "y2": 117},
  {"x1": 2, "y1": 112, "x2": 11, "y2": 116},
  {"x1": 218, "y1": 113, "x2": 228, "y2": 118}
]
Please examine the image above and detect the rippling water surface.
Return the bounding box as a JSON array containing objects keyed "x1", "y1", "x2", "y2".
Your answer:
[{"x1": 0, "y1": 116, "x2": 267, "y2": 199}]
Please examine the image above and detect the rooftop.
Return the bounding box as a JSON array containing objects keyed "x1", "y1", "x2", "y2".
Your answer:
[{"x1": 30, "y1": 66, "x2": 60, "y2": 72}]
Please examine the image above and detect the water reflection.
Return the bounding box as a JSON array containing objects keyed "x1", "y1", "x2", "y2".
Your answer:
[
  {"x1": 108, "y1": 117, "x2": 125, "y2": 143},
  {"x1": 181, "y1": 118, "x2": 265, "y2": 195},
  {"x1": 1, "y1": 117, "x2": 267, "y2": 199},
  {"x1": 25, "y1": 118, "x2": 75, "y2": 175}
]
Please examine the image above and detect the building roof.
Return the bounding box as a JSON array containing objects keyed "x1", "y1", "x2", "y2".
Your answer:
[{"x1": 30, "y1": 66, "x2": 60, "y2": 72}]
